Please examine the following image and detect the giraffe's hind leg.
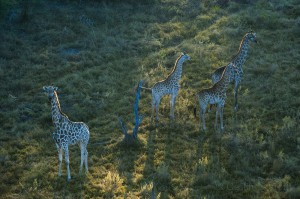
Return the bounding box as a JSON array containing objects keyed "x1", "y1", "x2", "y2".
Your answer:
[
  {"x1": 84, "y1": 147, "x2": 88, "y2": 172},
  {"x1": 79, "y1": 138, "x2": 89, "y2": 173},
  {"x1": 79, "y1": 142, "x2": 85, "y2": 173},
  {"x1": 81, "y1": 127, "x2": 89, "y2": 173}
]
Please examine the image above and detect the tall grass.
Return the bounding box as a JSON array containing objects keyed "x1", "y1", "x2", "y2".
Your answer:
[{"x1": 0, "y1": 0, "x2": 299, "y2": 198}]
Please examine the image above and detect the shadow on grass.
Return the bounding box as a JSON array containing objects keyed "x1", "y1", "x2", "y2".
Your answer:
[
  {"x1": 52, "y1": 174, "x2": 88, "y2": 198},
  {"x1": 115, "y1": 138, "x2": 144, "y2": 190}
]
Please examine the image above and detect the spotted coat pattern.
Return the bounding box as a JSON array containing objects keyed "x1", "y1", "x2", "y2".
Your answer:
[
  {"x1": 196, "y1": 63, "x2": 236, "y2": 131},
  {"x1": 151, "y1": 52, "x2": 190, "y2": 121},
  {"x1": 211, "y1": 31, "x2": 257, "y2": 110},
  {"x1": 43, "y1": 86, "x2": 89, "y2": 181}
]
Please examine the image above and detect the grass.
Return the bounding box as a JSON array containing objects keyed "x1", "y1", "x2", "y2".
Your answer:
[{"x1": 0, "y1": 0, "x2": 299, "y2": 198}]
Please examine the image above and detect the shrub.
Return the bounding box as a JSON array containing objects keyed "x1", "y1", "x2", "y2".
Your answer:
[{"x1": 98, "y1": 171, "x2": 125, "y2": 198}]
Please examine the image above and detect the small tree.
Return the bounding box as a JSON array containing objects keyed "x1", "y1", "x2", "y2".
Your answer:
[{"x1": 117, "y1": 80, "x2": 144, "y2": 144}]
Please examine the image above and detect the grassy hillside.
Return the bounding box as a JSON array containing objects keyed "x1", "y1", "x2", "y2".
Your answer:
[{"x1": 0, "y1": 0, "x2": 299, "y2": 198}]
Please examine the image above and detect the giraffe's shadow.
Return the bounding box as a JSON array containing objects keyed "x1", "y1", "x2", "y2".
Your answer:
[{"x1": 115, "y1": 135, "x2": 144, "y2": 188}]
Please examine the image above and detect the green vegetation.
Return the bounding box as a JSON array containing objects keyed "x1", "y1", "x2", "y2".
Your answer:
[{"x1": 0, "y1": 0, "x2": 299, "y2": 198}]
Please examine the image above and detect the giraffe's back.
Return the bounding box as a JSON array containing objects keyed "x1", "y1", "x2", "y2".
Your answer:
[
  {"x1": 54, "y1": 121, "x2": 89, "y2": 145},
  {"x1": 212, "y1": 66, "x2": 226, "y2": 84},
  {"x1": 152, "y1": 79, "x2": 179, "y2": 97},
  {"x1": 70, "y1": 122, "x2": 89, "y2": 144},
  {"x1": 198, "y1": 87, "x2": 226, "y2": 107}
]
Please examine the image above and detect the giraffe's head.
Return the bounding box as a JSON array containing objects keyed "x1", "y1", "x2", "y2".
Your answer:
[
  {"x1": 43, "y1": 86, "x2": 58, "y2": 98},
  {"x1": 246, "y1": 31, "x2": 257, "y2": 43},
  {"x1": 181, "y1": 52, "x2": 191, "y2": 61}
]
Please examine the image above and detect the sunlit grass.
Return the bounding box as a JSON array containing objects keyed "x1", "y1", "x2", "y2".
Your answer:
[{"x1": 0, "y1": 0, "x2": 299, "y2": 198}]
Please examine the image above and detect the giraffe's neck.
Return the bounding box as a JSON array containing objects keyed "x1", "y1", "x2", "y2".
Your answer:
[
  {"x1": 232, "y1": 36, "x2": 250, "y2": 68},
  {"x1": 168, "y1": 55, "x2": 185, "y2": 82},
  {"x1": 215, "y1": 66, "x2": 233, "y2": 91},
  {"x1": 50, "y1": 92, "x2": 66, "y2": 127}
]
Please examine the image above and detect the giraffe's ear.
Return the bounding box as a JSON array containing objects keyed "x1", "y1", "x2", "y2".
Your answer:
[
  {"x1": 181, "y1": 52, "x2": 185, "y2": 55},
  {"x1": 54, "y1": 87, "x2": 58, "y2": 91}
]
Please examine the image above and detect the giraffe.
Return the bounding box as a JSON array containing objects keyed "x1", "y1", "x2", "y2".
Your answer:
[
  {"x1": 143, "y1": 52, "x2": 190, "y2": 121},
  {"x1": 195, "y1": 63, "x2": 236, "y2": 131},
  {"x1": 43, "y1": 86, "x2": 89, "y2": 181},
  {"x1": 211, "y1": 31, "x2": 257, "y2": 111}
]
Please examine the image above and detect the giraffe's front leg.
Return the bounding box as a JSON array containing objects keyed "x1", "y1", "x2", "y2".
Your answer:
[
  {"x1": 154, "y1": 97, "x2": 161, "y2": 122},
  {"x1": 220, "y1": 106, "x2": 224, "y2": 131},
  {"x1": 57, "y1": 145, "x2": 63, "y2": 177},
  {"x1": 170, "y1": 94, "x2": 177, "y2": 119},
  {"x1": 214, "y1": 105, "x2": 219, "y2": 130},
  {"x1": 200, "y1": 108, "x2": 206, "y2": 131},
  {"x1": 63, "y1": 146, "x2": 71, "y2": 181},
  {"x1": 151, "y1": 99, "x2": 155, "y2": 123},
  {"x1": 234, "y1": 81, "x2": 239, "y2": 111}
]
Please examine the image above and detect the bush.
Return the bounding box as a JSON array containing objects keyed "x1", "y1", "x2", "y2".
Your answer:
[{"x1": 98, "y1": 171, "x2": 125, "y2": 198}]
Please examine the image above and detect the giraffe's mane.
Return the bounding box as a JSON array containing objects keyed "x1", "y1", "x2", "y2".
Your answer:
[
  {"x1": 166, "y1": 53, "x2": 184, "y2": 80},
  {"x1": 217, "y1": 64, "x2": 232, "y2": 85},
  {"x1": 220, "y1": 64, "x2": 229, "y2": 80},
  {"x1": 239, "y1": 33, "x2": 248, "y2": 49},
  {"x1": 53, "y1": 91, "x2": 69, "y2": 119}
]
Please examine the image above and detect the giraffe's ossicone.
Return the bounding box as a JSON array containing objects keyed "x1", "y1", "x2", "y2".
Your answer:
[
  {"x1": 43, "y1": 86, "x2": 90, "y2": 181},
  {"x1": 211, "y1": 31, "x2": 257, "y2": 111}
]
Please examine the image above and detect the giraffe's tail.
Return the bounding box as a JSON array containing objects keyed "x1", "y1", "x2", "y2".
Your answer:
[
  {"x1": 140, "y1": 86, "x2": 152, "y2": 91},
  {"x1": 193, "y1": 93, "x2": 198, "y2": 118}
]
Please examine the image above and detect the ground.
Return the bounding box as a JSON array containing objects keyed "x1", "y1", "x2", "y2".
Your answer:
[{"x1": 0, "y1": 0, "x2": 299, "y2": 198}]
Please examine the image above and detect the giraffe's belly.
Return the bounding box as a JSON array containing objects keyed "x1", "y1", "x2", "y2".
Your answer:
[
  {"x1": 209, "y1": 96, "x2": 222, "y2": 105},
  {"x1": 53, "y1": 130, "x2": 78, "y2": 146},
  {"x1": 53, "y1": 132, "x2": 67, "y2": 145},
  {"x1": 153, "y1": 83, "x2": 179, "y2": 96}
]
